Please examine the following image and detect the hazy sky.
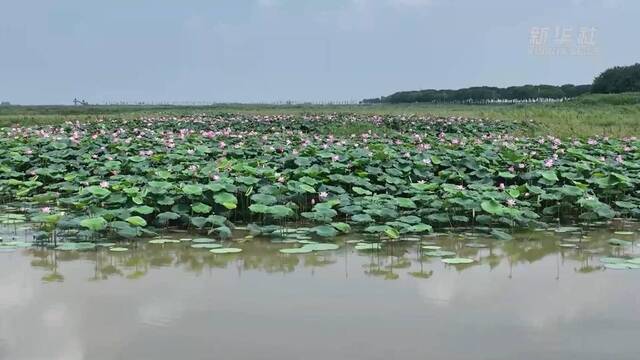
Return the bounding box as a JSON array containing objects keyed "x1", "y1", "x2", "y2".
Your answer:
[{"x1": 1, "y1": 0, "x2": 638, "y2": 104}]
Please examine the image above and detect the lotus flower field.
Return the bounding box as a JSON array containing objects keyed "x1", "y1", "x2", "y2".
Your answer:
[{"x1": 0, "y1": 114, "x2": 638, "y2": 245}]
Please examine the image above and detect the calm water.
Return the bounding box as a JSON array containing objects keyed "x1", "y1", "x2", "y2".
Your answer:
[{"x1": 1, "y1": 225, "x2": 639, "y2": 360}]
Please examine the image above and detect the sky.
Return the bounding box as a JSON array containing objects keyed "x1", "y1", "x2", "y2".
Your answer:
[{"x1": 1, "y1": 0, "x2": 639, "y2": 104}]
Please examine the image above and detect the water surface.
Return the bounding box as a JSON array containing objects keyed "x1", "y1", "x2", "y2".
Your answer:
[{"x1": 1, "y1": 225, "x2": 639, "y2": 360}]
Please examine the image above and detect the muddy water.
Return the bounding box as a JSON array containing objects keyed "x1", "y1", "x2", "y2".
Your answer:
[{"x1": 1, "y1": 225, "x2": 639, "y2": 360}]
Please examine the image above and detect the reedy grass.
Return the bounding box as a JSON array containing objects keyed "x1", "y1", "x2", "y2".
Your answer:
[{"x1": 1, "y1": 92, "x2": 639, "y2": 137}]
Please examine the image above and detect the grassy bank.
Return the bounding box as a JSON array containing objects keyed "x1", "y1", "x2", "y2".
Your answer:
[{"x1": 1, "y1": 92, "x2": 639, "y2": 137}]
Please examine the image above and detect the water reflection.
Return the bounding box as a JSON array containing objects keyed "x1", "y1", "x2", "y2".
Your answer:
[
  {"x1": 2, "y1": 224, "x2": 640, "y2": 360},
  {"x1": 2, "y1": 224, "x2": 637, "y2": 283}
]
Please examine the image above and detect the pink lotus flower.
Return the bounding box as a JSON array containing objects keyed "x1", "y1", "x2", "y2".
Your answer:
[
  {"x1": 100, "y1": 181, "x2": 109, "y2": 188},
  {"x1": 41, "y1": 207, "x2": 51, "y2": 213},
  {"x1": 319, "y1": 191, "x2": 328, "y2": 199}
]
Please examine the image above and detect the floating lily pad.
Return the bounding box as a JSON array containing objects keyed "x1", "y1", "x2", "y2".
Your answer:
[
  {"x1": 465, "y1": 243, "x2": 488, "y2": 248},
  {"x1": 270, "y1": 238, "x2": 299, "y2": 244},
  {"x1": 56, "y1": 242, "x2": 96, "y2": 251},
  {"x1": 600, "y1": 257, "x2": 625, "y2": 264},
  {"x1": 424, "y1": 250, "x2": 456, "y2": 257},
  {"x1": 442, "y1": 257, "x2": 474, "y2": 264},
  {"x1": 614, "y1": 231, "x2": 634, "y2": 235},
  {"x1": 302, "y1": 243, "x2": 340, "y2": 251},
  {"x1": 210, "y1": 247, "x2": 242, "y2": 254},
  {"x1": 354, "y1": 243, "x2": 382, "y2": 251},
  {"x1": 604, "y1": 263, "x2": 640, "y2": 270},
  {"x1": 109, "y1": 247, "x2": 129, "y2": 252},
  {"x1": 558, "y1": 243, "x2": 578, "y2": 248},
  {"x1": 279, "y1": 247, "x2": 313, "y2": 254},
  {"x1": 402, "y1": 236, "x2": 421, "y2": 242},
  {"x1": 608, "y1": 238, "x2": 632, "y2": 246},
  {"x1": 192, "y1": 238, "x2": 216, "y2": 243},
  {"x1": 96, "y1": 243, "x2": 117, "y2": 247},
  {"x1": 554, "y1": 226, "x2": 580, "y2": 233},
  {"x1": 3, "y1": 241, "x2": 32, "y2": 248},
  {"x1": 191, "y1": 243, "x2": 223, "y2": 249},
  {"x1": 149, "y1": 239, "x2": 180, "y2": 244},
  {"x1": 626, "y1": 257, "x2": 640, "y2": 265},
  {"x1": 297, "y1": 240, "x2": 319, "y2": 245},
  {"x1": 422, "y1": 245, "x2": 442, "y2": 250}
]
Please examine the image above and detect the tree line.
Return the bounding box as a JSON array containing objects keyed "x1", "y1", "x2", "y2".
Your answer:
[
  {"x1": 363, "y1": 63, "x2": 640, "y2": 104},
  {"x1": 592, "y1": 63, "x2": 640, "y2": 94}
]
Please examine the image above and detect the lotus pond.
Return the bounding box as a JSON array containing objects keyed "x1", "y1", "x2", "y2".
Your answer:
[
  {"x1": 1, "y1": 114, "x2": 640, "y2": 358},
  {"x1": 0, "y1": 114, "x2": 638, "y2": 243}
]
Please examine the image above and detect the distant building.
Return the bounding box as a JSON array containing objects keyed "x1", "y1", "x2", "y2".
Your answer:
[{"x1": 0, "y1": 101, "x2": 10, "y2": 106}]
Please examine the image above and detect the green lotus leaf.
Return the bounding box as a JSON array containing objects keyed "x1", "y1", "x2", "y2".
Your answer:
[
  {"x1": 395, "y1": 198, "x2": 417, "y2": 209},
  {"x1": 481, "y1": 199, "x2": 505, "y2": 216},
  {"x1": 540, "y1": 170, "x2": 559, "y2": 182},
  {"x1": 157, "y1": 212, "x2": 180, "y2": 222},
  {"x1": 130, "y1": 205, "x2": 154, "y2": 215},
  {"x1": 352, "y1": 187, "x2": 372, "y2": 195},
  {"x1": 267, "y1": 205, "x2": 294, "y2": 219},
  {"x1": 351, "y1": 214, "x2": 374, "y2": 223},
  {"x1": 182, "y1": 184, "x2": 203, "y2": 196},
  {"x1": 311, "y1": 225, "x2": 338, "y2": 237},
  {"x1": 331, "y1": 222, "x2": 351, "y2": 233},
  {"x1": 126, "y1": 216, "x2": 147, "y2": 227},
  {"x1": 80, "y1": 217, "x2": 108, "y2": 231},
  {"x1": 490, "y1": 229, "x2": 512, "y2": 241},
  {"x1": 191, "y1": 202, "x2": 212, "y2": 214},
  {"x1": 249, "y1": 204, "x2": 269, "y2": 214},
  {"x1": 214, "y1": 192, "x2": 238, "y2": 209}
]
